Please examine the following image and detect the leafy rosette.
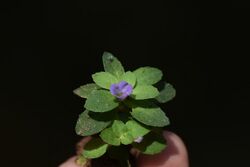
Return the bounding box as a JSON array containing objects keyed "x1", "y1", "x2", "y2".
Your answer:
[{"x1": 73, "y1": 52, "x2": 176, "y2": 160}]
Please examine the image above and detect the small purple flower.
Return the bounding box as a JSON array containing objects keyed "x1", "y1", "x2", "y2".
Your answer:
[
  {"x1": 134, "y1": 136, "x2": 143, "y2": 143},
  {"x1": 110, "y1": 81, "x2": 133, "y2": 100}
]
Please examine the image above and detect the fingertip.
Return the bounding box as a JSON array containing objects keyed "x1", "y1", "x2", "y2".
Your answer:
[
  {"x1": 76, "y1": 137, "x2": 92, "y2": 155},
  {"x1": 59, "y1": 156, "x2": 80, "y2": 167},
  {"x1": 163, "y1": 131, "x2": 189, "y2": 167},
  {"x1": 59, "y1": 137, "x2": 92, "y2": 167}
]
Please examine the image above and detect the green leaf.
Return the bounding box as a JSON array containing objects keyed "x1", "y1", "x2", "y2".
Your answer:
[
  {"x1": 132, "y1": 132, "x2": 167, "y2": 155},
  {"x1": 100, "y1": 127, "x2": 120, "y2": 146},
  {"x1": 120, "y1": 132, "x2": 134, "y2": 145},
  {"x1": 126, "y1": 120, "x2": 150, "y2": 139},
  {"x1": 132, "y1": 85, "x2": 159, "y2": 100},
  {"x1": 155, "y1": 82, "x2": 176, "y2": 103},
  {"x1": 112, "y1": 120, "x2": 127, "y2": 137},
  {"x1": 130, "y1": 101, "x2": 170, "y2": 127},
  {"x1": 73, "y1": 83, "x2": 100, "y2": 98},
  {"x1": 75, "y1": 110, "x2": 114, "y2": 136},
  {"x1": 84, "y1": 90, "x2": 119, "y2": 112},
  {"x1": 83, "y1": 138, "x2": 108, "y2": 159},
  {"x1": 121, "y1": 71, "x2": 136, "y2": 87},
  {"x1": 92, "y1": 72, "x2": 118, "y2": 89},
  {"x1": 112, "y1": 120, "x2": 134, "y2": 145},
  {"x1": 133, "y1": 67, "x2": 162, "y2": 85},
  {"x1": 102, "y1": 52, "x2": 125, "y2": 79},
  {"x1": 100, "y1": 120, "x2": 134, "y2": 146}
]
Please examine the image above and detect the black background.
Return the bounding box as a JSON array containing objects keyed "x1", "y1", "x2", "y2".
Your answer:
[{"x1": 1, "y1": 1, "x2": 250, "y2": 167}]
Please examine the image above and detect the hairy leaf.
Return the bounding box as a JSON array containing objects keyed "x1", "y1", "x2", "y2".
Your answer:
[
  {"x1": 73, "y1": 83, "x2": 100, "y2": 98},
  {"x1": 83, "y1": 138, "x2": 108, "y2": 159},
  {"x1": 155, "y1": 82, "x2": 176, "y2": 103},
  {"x1": 102, "y1": 52, "x2": 125, "y2": 79},
  {"x1": 92, "y1": 72, "x2": 118, "y2": 89},
  {"x1": 121, "y1": 71, "x2": 136, "y2": 87},
  {"x1": 100, "y1": 127, "x2": 120, "y2": 146},
  {"x1": 131, "y1": 101, "x2": 170, "y2": 127},
  {"x1": 84, "y1": 90, "x2": 119, "y2": 112},
  {"x1": 133, "y1": 67, "x2": 162, "y2": 85},
  {"x1": 75, "y1": 110, "x2": 114, "y2": 136},
  {"x1": 126, "y1": 120, "x2": 150, "y2": 139},
  {"x1": 132, "y1": 85, "x2": 159, "y2": 100}
]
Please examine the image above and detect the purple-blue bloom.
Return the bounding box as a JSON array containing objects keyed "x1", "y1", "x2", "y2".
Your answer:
[{"x1": 110, "y1": 81, "x2": 133, "y2": 100}]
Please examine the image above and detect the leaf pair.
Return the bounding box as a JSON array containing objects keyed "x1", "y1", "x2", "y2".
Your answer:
[
  {"x1": 83, "y1": 131, "x2": 167, "y2": 159},
  {"x1": 91, "y1": 67, "x2": 161, "y2": 101},
  {"x1": 100, "y1": 120, "x2": 150, "y2": 146},
  {"x1": 74, "y1": 80, "x2": 176, "y2": 109},
  {"x1": 92, "y1": 71, "x2": 136, "y2": 89},
  {"x1": 82, "y1": 119, "x2": 152, "y2": 159},
  {"x1": 133, "y1": 67, "x2": 176, "y2": 103}
]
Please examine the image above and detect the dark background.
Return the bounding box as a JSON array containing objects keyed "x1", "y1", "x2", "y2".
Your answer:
[{"x1": 1, "y1": 1, "x2": 250, "y2": 167}]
